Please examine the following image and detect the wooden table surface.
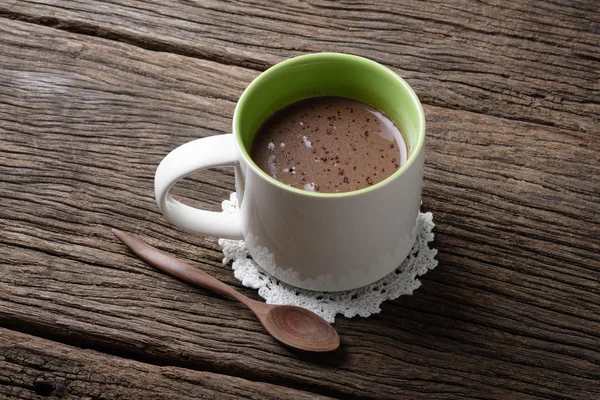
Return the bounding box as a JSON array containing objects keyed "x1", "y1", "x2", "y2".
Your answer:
[{"x1": 1, "y1": 1, "x2": 599, "y2": 399}]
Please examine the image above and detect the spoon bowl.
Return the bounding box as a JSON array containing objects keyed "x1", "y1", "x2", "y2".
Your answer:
[
  {"x1": 112, "y1": 229, "x2": 340, "y2": 353},
  {"x1": 262, "y1": 305, "x2": 340, "y2": 352}
]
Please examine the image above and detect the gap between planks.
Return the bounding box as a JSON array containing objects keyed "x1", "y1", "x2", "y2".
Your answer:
[
  {"x1": 0, "y1": 8, "x2": 595, "y2": 136},
  {"x1": 0, "y1": 326, "x2": 336, "y2": 400}
]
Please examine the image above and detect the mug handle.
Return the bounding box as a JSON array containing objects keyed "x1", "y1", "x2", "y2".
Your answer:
[{"x1": 154, "y1": 134, "x2": 243, "y2": 240}]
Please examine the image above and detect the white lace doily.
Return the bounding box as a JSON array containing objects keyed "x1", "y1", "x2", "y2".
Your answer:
[{"x1": 218, "y1": 194, "x2": 437, "y2": 323}]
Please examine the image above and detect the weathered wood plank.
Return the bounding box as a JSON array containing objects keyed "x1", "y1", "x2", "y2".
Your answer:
[
  {"x1": 0, "y1": 0, "x2": 598, "y2": 134},
  {"x1": 0, "y1": 328, "x2": 333, "y2": 399},
  {"x1": 1, "y1": 18, "x2": 599, "y2": 400}
]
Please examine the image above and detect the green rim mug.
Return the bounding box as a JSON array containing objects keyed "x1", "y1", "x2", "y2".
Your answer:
[{"x1": 155, "y1": 53, "x2": 425, "y2": 291}]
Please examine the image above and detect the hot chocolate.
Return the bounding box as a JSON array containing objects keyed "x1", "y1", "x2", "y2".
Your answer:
[{"x1": 250, "y1": 96, "x2": 407, "y2": 193}]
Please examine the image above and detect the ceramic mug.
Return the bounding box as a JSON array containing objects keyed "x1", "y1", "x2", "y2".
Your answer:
[{"x1": 155, "y1": 53, "x2": 425, "y2": 292}]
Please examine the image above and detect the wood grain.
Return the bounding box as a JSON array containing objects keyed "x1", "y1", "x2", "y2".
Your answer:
[
  {"x1": 0, "y1": 0, "x2": 598, "y2": 134},
  {"x1": 0, "y1": 328, "x2": 333, "y2": 399},
  {"x1": 1, "y1": 15, "x2": 599, "y2": 400}
]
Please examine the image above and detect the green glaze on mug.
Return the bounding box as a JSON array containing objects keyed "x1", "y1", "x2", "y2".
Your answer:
[{"x1": 234, "y1": 53, "x2": 425, "y2": 198}]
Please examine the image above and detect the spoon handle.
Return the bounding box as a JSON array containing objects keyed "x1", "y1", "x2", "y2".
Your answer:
[{"x1": 112, "y1": 229, "x2": 249, "y2": 305}]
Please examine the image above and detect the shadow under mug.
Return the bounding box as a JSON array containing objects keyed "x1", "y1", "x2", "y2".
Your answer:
[{"x1": 155, "y1": 53, "x2": 425, "y2": 292}]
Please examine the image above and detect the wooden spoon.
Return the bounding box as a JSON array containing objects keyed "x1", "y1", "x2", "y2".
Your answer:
[{"x1": 112, "y1": 229, "x2": 340, "y2": 353}]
